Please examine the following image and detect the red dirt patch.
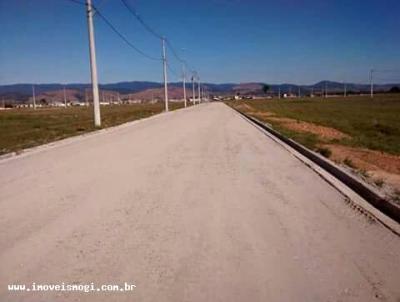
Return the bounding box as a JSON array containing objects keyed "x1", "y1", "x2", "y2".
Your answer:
[
  {"x1": 325, "y1": 144, "x2": 400, "y2": 189},
  {"x1": 264, "y1": 116, "x2": 350, "y2": 140},
  {"x1": 326, "y1": 144, "x2": 400, "y2": 174},
  {"x1": 252, "y1": 111, "x2": 276, "y2": 118},
  {"x1": 235, "y1": 103, "x2": 255, "y2": 112}
]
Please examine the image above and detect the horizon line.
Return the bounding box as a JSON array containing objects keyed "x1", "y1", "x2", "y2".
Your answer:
[{"x1": 1, "y1": 80, "x2": 400, "y2": 87}]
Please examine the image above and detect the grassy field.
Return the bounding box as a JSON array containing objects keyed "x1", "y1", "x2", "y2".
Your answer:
[
  {"x1": 0, "y1": 102, "x2": 184, "y2": 155},
  {"x1": 228, "y1": 94, "x2": 400, "y2": 155}
]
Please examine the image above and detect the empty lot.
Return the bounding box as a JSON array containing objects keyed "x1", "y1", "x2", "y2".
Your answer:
[
  {"x1": 228, "y1": 95, "x2": 400, "y2": 199},
  {"x1": 0, "y1": 102, "x2": 399, "y2": 301},
  {"x1": 0, "y1": 103, "x2": 184, "y2": 155}
]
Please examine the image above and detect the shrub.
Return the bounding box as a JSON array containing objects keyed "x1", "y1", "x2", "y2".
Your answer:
[
  {"x1": 317, "y1": 147, "x2": 331, "y2": 158},
  {"x1": 359, "y1": 169, "x2": 370, "y2": 178},
  {"x1": 343, "y1": 157, "x2": 356, "y2": 168},
  {"x1": 374, "y1": 179, "x2": 384, "y2": 188}
]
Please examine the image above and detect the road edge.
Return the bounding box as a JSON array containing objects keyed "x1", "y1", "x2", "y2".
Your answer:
[{"x1": 228, "y1": 104, "x2": 400, "y2": 236}]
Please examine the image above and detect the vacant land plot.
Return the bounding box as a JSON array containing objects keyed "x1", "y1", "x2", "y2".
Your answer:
[
  {"x1": 0, "y1": 103, "x2": 183, "y2": 155},
  {"x1": 230, "y1": 95, "x2": 400, "y2": 154},
  {"x1": 228, "y1": 95, "x2": 400, "y2": 197}
]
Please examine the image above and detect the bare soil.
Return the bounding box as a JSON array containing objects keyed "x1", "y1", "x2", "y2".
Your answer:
[
  {"x1": 325, "y1": 144, "x2": 400, "y2": 190},
  {"x1": 255, "y1": 114, "x2": 350, "y2": 141},
  {"x1": 232, "y1": 99, "x2": 400, "y2": 200},
  {"x1": 251, "y1": 111, "x2": 276, "y2": 118},
  {"x1": 235, "y1": 103, "x2": 255, "y2": 112}
]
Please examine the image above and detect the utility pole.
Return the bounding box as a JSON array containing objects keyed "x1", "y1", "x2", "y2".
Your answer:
[
  {"x1": 182, "y1": 63, "x2": 187, "y2": 108},
  {"x1": 197, "y1": 77, "x2": 201, "y2": 104},
  {"x1": 298, "y1": 86, "x2": 301, "y2": 98},
  {"x1": 370, "y1": 69, "x2": 374, "y2": 98},
  {"x1": 192, "y1": 74, "x2": 195, "y2": 105},
  {"x1": 278, "y1": 86, "x2": 281, "y2": 99},
  {"x1": 86, "y1": 0, "x2": 101, "y2": 126},
  {"x1": 162, "y1": 37, "x2": 169, "y2": 112},
  {"x1": 325, "y1": 82, "x2": 328, "y2": 98},
  {"x1": 344, "y1": 82, "x2": 347, "y2": 97},
  {"x1": 32, "y1": 85, "x2": 36, "y2": 110},
  {"x1": 63, "y1": 86, "x2": 67, "y2": 107}
]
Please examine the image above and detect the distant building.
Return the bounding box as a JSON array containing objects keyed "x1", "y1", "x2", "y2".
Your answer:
[
  {"x1": 52, "y1": 102, "x2": 66, "y2": 107},
  {"x1": 124, "y1": 99, "x2": 142, "y2": 104},
  {"x1": 70, "y1": 101, "x2": 86, "y2": 106}
]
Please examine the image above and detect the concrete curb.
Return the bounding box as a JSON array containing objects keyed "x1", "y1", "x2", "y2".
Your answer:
[{"x1": 230, "y1": 106, "x2": 400, "y2": 234}]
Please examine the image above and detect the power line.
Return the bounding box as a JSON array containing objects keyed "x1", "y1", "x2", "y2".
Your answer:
[
  {"x1": 165, "y1": 40, "x2": 196, "y2": 73},
  {"x1": 165, "y1": 40, "x2": 184, "y2": 63},
  {"x1": 95, "y1": 9, "x2": 161, "y2": 61},
  {"x1": 65, "y1": 0, "x2": 161, "y2": 61},
  {"x1": 120, "y1": 0, "x2": 197, "y2": 73},
  {"x1": 64, "y1": 0, "x2": 85, "y2": 6},
  {"x1": 66, "y1": 0, "x2": 199, "y2": 87},
  {"x1": 120, "y1": 0, "x2": 163, "y2": 39},
  {"x1": 166, "y1": 62, "x2": 180, "y2": 79}
]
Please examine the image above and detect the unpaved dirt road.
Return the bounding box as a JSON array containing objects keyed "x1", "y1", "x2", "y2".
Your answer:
[{"x1": 1, "y1": 103, "x2": 399, "y2": 302}]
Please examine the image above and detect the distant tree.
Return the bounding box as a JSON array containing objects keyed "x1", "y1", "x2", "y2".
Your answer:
[
  {"x1": 262, "y1": 84, "x2": 270, "y2": 94},
  {"x1": 389, "y1": 86, "x2": 400, "y2": 93}
]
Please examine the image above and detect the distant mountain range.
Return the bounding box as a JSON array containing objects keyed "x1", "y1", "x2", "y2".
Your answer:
[{"x1": 1, "y1": 81, "x2": 399, "y2": 103}]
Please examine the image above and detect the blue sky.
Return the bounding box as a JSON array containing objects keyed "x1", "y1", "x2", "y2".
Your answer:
[{"x1": 0, "y1": 0, "x2": 399, "y2": 85}]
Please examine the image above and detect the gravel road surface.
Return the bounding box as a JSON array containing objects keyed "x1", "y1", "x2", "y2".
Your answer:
[{"x1": 1, "y1": 102, "x2": 399, "y2": 301}]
